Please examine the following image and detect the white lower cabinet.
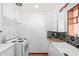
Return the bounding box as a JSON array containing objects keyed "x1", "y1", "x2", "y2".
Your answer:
[
  {"x1": 0, "y1": 46, "x2": 14, "y2": 56},
  {"x1": 48, "y1": 44, "x2": 54, "y2": 56},
  {"x1": 48, "y1": 43, "x2": 60, "y2": 56}
]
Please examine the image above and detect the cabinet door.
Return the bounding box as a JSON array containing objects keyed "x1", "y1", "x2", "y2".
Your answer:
[
  {"x1": 15, "y1": 7, "x2": 22, "y2": 23},
  {"x1": 3, "y1": 3, "x2": 16, "y2": 20},
  {"x1": 0, "y1": 3, "x2": 3, "y2": 31},
  {"x1": 58, "y1": 11, "x2": 65, "y2": 32},
  {"x1": 5, "y1": 46, "x2": 14, "y2": 56},
  {"x1": 0, "y1": 46, "x2": 14, "y2": 56}
]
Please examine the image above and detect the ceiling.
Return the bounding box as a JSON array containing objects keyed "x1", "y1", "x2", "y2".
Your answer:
[{"x1": 17, "y1": 3, "x2": 65, "y2": 11}]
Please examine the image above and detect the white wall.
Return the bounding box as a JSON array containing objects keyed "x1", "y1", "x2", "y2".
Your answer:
[
  {"x1": 21, "y1": 11, "x2": 57, "y2": 31},
  {"x1": 43, "y1": 11, "x2": 57, "y2": 31},
  {"x1": 16, "y1": 11, "x2": 50, "y2": 53}
]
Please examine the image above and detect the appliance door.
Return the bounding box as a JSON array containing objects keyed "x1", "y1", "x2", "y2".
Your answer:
[
  {"x1": 23, "y1": 43, "x2": 29, "y2": 56},
  {"x1": 14, "y1": 44, "x2": 23, "y2": 56}
]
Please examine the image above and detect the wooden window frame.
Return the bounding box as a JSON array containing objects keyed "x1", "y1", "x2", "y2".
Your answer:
[{"x1": 67, "y1": 4, "x2": 79, "y2": 36}]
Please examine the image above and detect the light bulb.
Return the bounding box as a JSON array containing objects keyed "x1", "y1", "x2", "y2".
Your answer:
[{"x1": 34, "y1": 4, "x2": 38, "y2": 8}]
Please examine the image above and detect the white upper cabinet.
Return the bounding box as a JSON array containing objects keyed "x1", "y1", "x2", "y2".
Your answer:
[
  {"x1": 58, "y1": 11, "x2": 66, "y2": 32},
  {"x1": 3, "y1": 3, "x2": 16, "y2": 20},
  {"x1": 15, "y1": 7, "x2": 22, "y2": 23},
  {"x1": 0, "y1": 3, "x2": 3, "y2": 31},
  {"x1": 3, "y1": 3, "x2": 22, "y2": 23}
]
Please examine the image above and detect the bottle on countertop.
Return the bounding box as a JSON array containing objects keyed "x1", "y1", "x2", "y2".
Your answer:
[{"x1": 74, "y1": 34, "x2": 78, "y2": 44}]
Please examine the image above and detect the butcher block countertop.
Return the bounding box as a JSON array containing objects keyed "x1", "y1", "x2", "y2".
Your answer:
[
  {"x1": 51, "y1": 42, "x2": 79, "y2": 56},
  {"x1": 48, "y1": 38, "x2": 64, "y2": 42},
  {"x1": 0, "y1": 43, "x2": 14, "y2": 53}
]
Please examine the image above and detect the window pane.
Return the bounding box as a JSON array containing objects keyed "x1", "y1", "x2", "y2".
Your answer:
[
  {"x1": 78, "y1": 17, "x2": 79, "y2": 22},
  {"x1": 73, "y1": 9, "x2": 78, "y2": 17},
  {"x1": 74, "y1": 18, "x2": 77, "y2": 23}
]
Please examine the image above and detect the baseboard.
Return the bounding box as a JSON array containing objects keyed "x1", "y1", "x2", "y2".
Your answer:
[{"x1": 29, "y1": 53, "x2": 48, "y2": 54}]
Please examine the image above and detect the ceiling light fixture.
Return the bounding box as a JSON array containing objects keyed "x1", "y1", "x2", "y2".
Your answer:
[
  {"x1": 34, "y1": 4, "x2": 39, "y2": 8},
  {"x1": 16, "y1": 3, "x2": 23, "y2": 7}
]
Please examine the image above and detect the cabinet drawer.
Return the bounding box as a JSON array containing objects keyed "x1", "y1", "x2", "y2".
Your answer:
[{"x1": 0, "y1": 46, "x2": 14, "y2": 56}]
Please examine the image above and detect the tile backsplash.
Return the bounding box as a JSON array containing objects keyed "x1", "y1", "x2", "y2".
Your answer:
[{"x1": 47, "y1": 31, "x2": 66, "y2": 39}]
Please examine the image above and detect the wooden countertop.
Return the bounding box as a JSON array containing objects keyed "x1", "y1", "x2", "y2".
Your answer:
[{"x1": 48, "y1": 38, "x2": 65, "y2": 42}]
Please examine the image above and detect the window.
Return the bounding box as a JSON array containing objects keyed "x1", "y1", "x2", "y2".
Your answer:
[{"x1": 67, "y1": 4, "x2": 79, "y2": 36}]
